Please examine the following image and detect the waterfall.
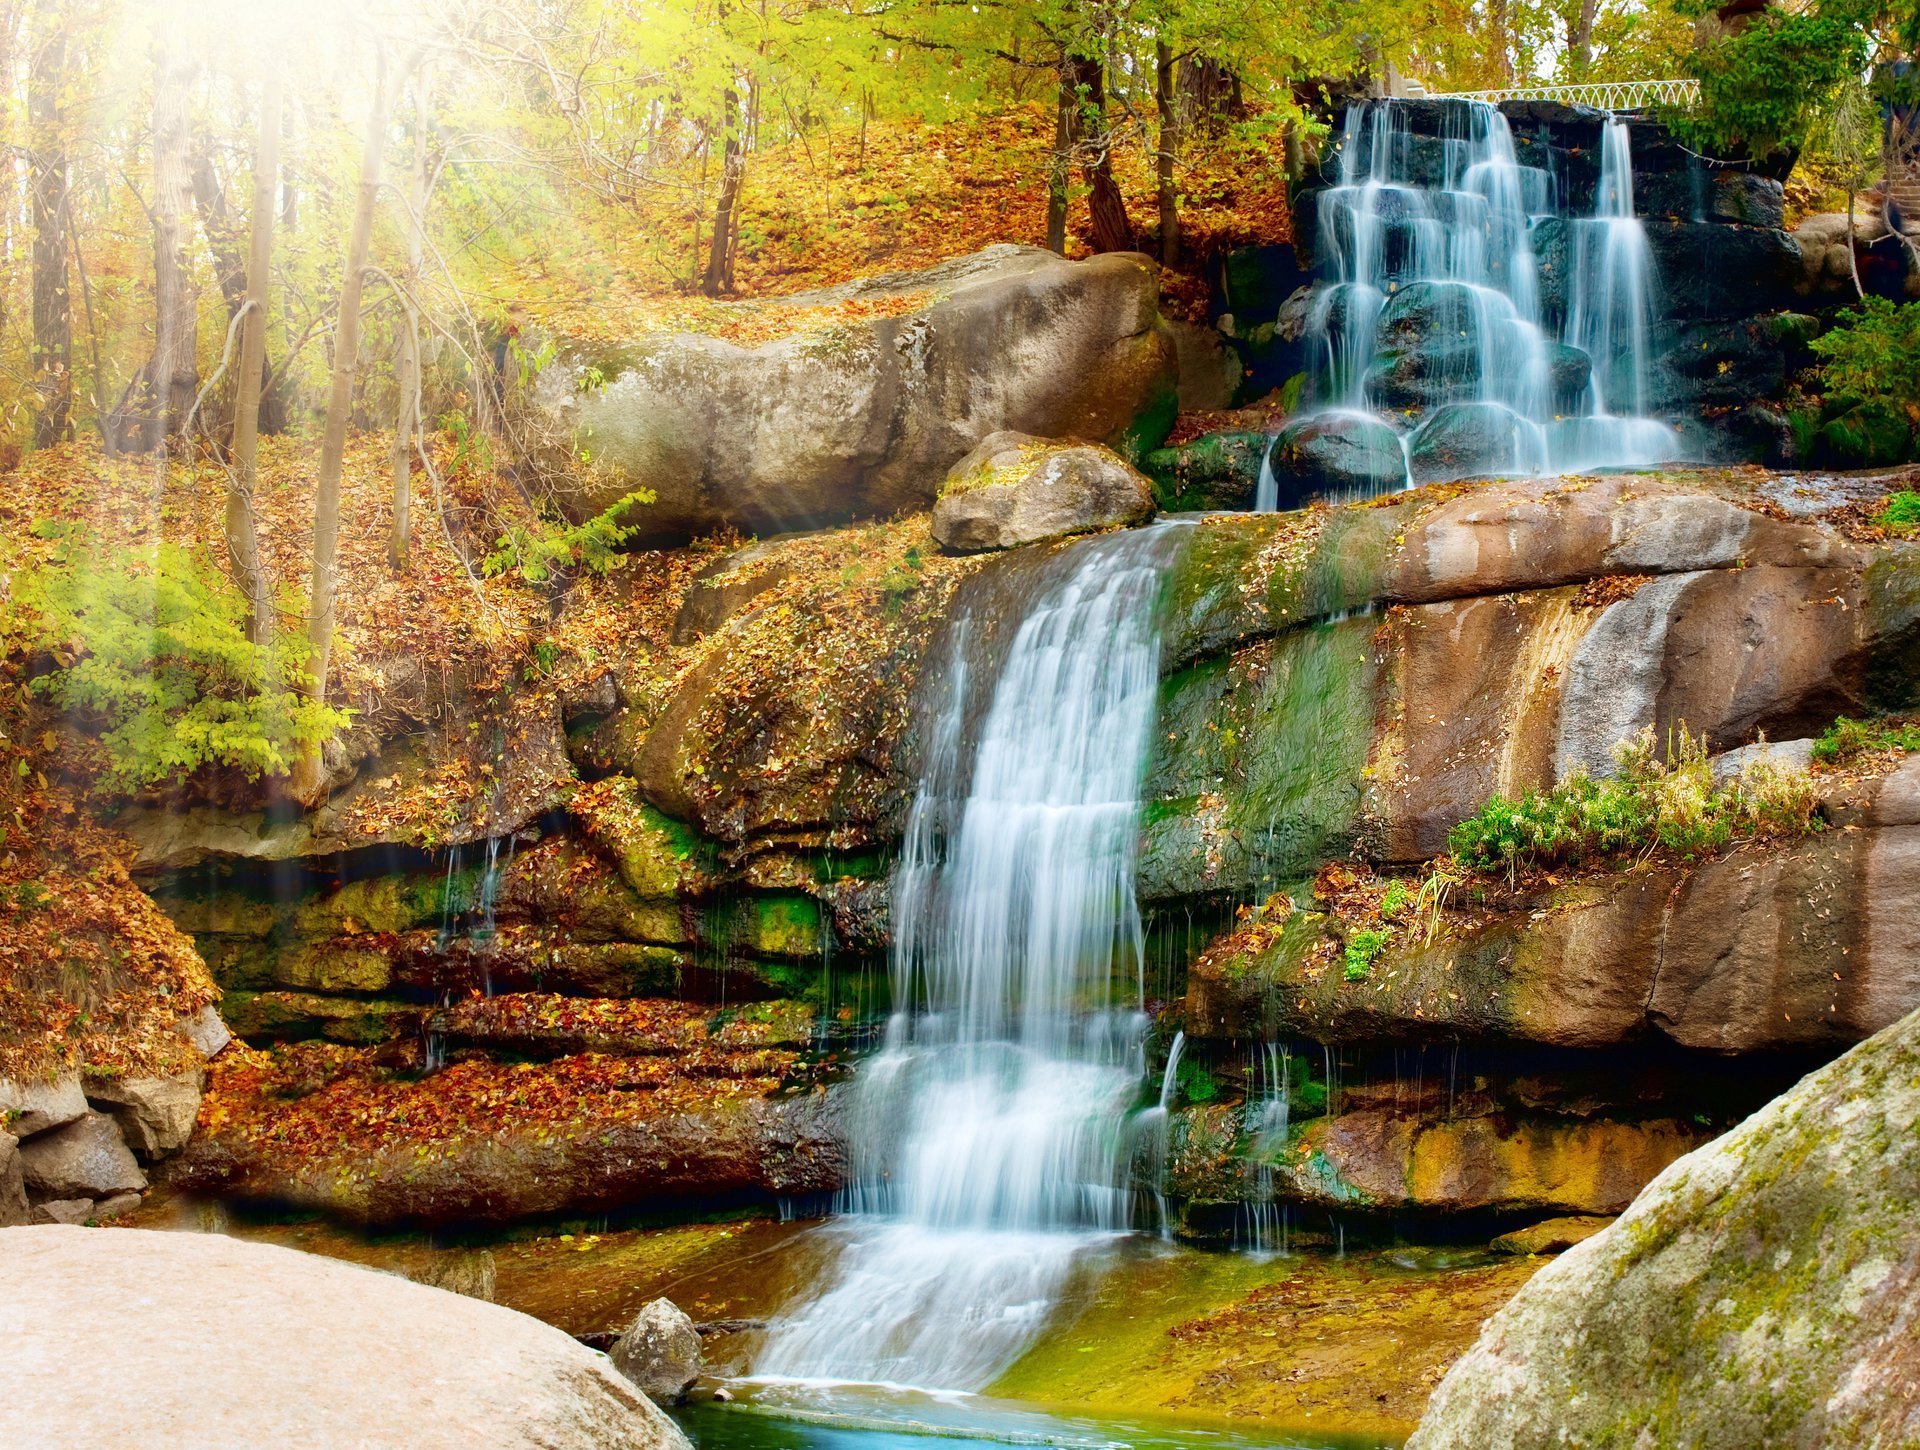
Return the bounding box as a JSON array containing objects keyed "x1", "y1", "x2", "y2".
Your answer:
[
  {"x1": 755, "y1": 523, "x2": 1185, "y2": 1393},
  {"x1": 1273, "y1": 98, "x2": 1678, "y2": 505}
]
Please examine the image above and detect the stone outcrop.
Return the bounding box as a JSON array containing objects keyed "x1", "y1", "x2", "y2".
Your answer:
[
  {"x1": 0, "y1": 1227, "x2": 690, "y2": 1450},
  {"x1": 610, "y1": 1298, "x2": 704, "y2": 1404},
  {"x1": 0, "y1": 1074, "x2": 88, "y2": 1138},
  {"x1": 83, "y1": 1070, "x2": 203, "y2": 1158},
  {"x1": 1409, "y1": 1005, "x2": 1920, "y2": 1449},
  {"x1": 0, "y1": 1132, "x2": 25, "y2": 1227},
  {"x1": 17, "y1": 1113, "x2": 147, "y2": 1203},
  {"x1": 931, "y1": 431, "x2": 1156, "y2": 552},
  {"x1": 520, "y1": 245, "x2": 1177, "y2": 539}
]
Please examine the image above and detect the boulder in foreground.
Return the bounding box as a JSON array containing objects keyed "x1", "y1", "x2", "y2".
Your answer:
[
  {"x1": 0, "y1": 1227, "x2": 690, "y2": 1450},
  {"x1": 611, "y1": 1297, "x2": 704, "y2": 1404},
  {"x1": 1410, "y1": 1004, "x2": 1920, "y2": 1449},
  {"x1": 932, "y1": 430, "x2": 1156, "y2": 552}
]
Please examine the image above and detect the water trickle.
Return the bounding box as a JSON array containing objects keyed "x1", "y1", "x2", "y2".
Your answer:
[
  {"x1": 1238, "y1": 1042, "x2": 1292, "y2": 1255},
  {"x1": 756, "y1": 524, "x2": 1188, "y2": 1393},
  {"x1": 1273, "y1": 98, "x2": 1680, "y2": 506}
]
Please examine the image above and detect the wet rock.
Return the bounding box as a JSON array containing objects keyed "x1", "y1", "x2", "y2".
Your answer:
[
  {"x1": 1273, "y1": 1102, "x2": 1706, "y2": 1215},
  {"x1": 1265, "y1": 414, "x2": 1406, "y2": 505},
  {"x1": 931, "y1": 431, "x2": 1156, "y2": 553},
  {"x1": 1490, "y1": 1215, "x2": 1614, "y2": 1256},
  {"x1": 0, "y1": 1132, "x2": 25, "y2": 1227},
  {"x1": 1821, "y1": 402, "x2": 1913, "y2": 468},
  {"x1": 0, "y1": 1227, "x2": 691, "y2": 1449},
  {"x1": 1407, "y1": 402, "x2": 1538, "y2": 484},
  {"x1": 1410, "y1": 1005, "x2": 1920, "y2": 1450},
  {"x1": 221, "y1": 990, "x2": 421, "y2": 1046},
  {"x1": 525, "y1": 245, "x2": 1176, "y2": 539},
  {"x1": 610, "y1": 1298, "x2": 704, "y2": 1405},
  {"x1": 0, "y1": 1074, "x2": 89, "y2": 1139},
  {"x1": 1141, "y1": 430, "x2": 1269, "y2": 512},
  {"x1": 18, "y1": 1113, "x2": 146, "y2": 1201},
  {"x1": 1642, "y1": 219, "x2": 1803, "y2": 319},
  {"x1": 83, "y1": 1070, "x2": 204, "y2": 1158}
]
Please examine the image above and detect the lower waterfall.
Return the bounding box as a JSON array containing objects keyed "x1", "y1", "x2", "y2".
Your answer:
[{"x1": 754, "y1": 523, "x2": 1187, "y2": 1392}]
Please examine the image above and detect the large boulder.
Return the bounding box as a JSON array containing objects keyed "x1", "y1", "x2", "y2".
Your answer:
[
  {"x1": 1265, "y1": 413, "x2": 1407, "y2": 506},
  {"x1": 0, "y1": 1074, "x2": 88, "y2": 1139},
  {"x1": 524, "y1": 245, "x2": 1178, "y2": 539},
  {"x1": 1408, "y1": 402, "x2": 1543, "y2": 483},
  {"x1": 610, "y1": 1298, "x2": 704, "y2": 1404},
  {"x1": 17, "y1": 1113, "x2": 146, "y2": 1201},
  {"x1": 0, "y1": 1132, "x2": 25, "y2": 1227},
  {"x1": 931, "y1": 431, "x2": 1156, "y2": 552},
  {"x1": 82, "y1": 1070, "x2": 203, "y2": 1158},
  {"x1": 1409, "y1": 1004, "x2": 1920, "y2": 1449},
  {"x1": 0, "y1": 1227, "x2": 690, "y2": 1450}
]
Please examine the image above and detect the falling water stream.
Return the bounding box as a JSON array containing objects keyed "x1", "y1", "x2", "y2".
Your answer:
[
  {"x1": 1282, "y1": 97, "x2": 1680, "y2": 498},
  {"x1": 755, "y1": 523, "x2": 1189, "y2": 1393}
]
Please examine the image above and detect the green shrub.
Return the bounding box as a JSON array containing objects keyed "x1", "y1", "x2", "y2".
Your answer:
[
  {"x1": 1447, "y1": 727, "x2": 1822, "y2": 876},
  {"x1": 483, "y1": 490, "x2": 654, "y2": 584},
  {"x1": 10, "y1": 538, "x2": 348, "y2": 791},
  {"x1": 1342, "y1": 926, "x2": 1391, "y2": 981},
  {"x1": 1665, "y1": 0, "x2": 1880, "y2": 160},
  {"x1": 1810, "y1": 297, "x2": 1920, "y2": 420},
  {"x1": 1175, "y1": 1055, "x2": 1219, "y2": 1104},
  {"x1": 1812, "y1": 714, "x2": 1920, "y2": 764},
  {"x1": 1878, "y1": 491, "x2": 1920, "y2": 536}
]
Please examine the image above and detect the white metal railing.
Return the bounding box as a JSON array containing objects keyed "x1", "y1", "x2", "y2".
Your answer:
[{"x1": 1424, "y1": 79, "x2": 1701, "y2": 112}]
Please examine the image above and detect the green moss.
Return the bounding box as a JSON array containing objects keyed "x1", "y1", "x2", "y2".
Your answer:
[
  {"x1": 710, "y1": 893, "x2": 825, "y2": 961},
  {"x1": 1342, "y1": 926, "x2": 1392, "y2": 981},
  {"x1": 1141, "y1": 431, "x2": 1269, "y2": 512}
]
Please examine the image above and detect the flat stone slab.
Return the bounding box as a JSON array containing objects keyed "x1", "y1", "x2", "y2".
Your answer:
[{"x1": 0, "y1": 1227, "x2": 690, "y2": 1450}]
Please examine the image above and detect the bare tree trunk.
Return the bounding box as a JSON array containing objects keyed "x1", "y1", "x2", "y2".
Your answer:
[
  {"x1": 1569, "y1": 0, "x2": 1599, "y2": 77},
  {"x1": 1047, "y1": 59, "x2": 1075, "y2": 254},
  {"x1": 1072, "y1": 54, "x2": 1134, "y2": 255},
  {"x1": 228, "y1": 67, "x2": 280, "y2": 646},
  {"x1": 28, "y1": 10, "x2": 71, "y2": 450},
  {"x1": 699, "y1": 83, "x2": 745, "y2": 296},
  {"x1": 389, "y1": 66, "x2": 432, "y2": 571},
  {"x1": 1154, "y1": 42, "x2": 1179, "y2": 266},
  {"x1": 192, "y1": 130, "x2": 288, "y2": 439},
  {"x1": 291, "y1": 54, "x2": 392, "y2": 804},
  {"x1": 106, "y1": 42, "x2": 198, "y2": 452}
]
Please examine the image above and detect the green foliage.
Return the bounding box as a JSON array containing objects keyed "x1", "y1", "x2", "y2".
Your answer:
[
  {"x1": 483, "y1": 490, "x2": 655, "y2": 584},
  {"x1": 1342, "y1": 926, "x2": 1391, "y2": 981},
  {"x1": 1447, "y1": 726, "x2": 1823, "y2": 876},
  {"x1": 1811, "y1": 298, "x2": 1920, "y2": 414},
  {"x1": 1880, "y1": 492, "x2": 1920, "y2": 535},
  {"x1": 10, "y1": 538, "x2": 348, "y2": 792},
  {"x1": 1175, "y1": 1054, "x2": 1219, "y2": 1104},
  {"x1": 1812, "y1": 715, "x2": 1920, "y2": 764},
  {"x1": 7, "y1": 881, "x2": 52, "y2": 913},
  {"x1": 1665, "y1": 0, "x2": 1885, "y2": 158},
  {"x1": 1377, "y1": 879, "x2": 1411, "y2": 919}
]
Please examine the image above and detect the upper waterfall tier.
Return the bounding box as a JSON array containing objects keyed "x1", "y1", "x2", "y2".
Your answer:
[{"x1": 1264, "y1": 97, "x2": 1683, "y2": 508}]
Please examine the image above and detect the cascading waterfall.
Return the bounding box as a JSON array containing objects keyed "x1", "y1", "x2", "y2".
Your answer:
[
  {"x1": 1275, "y1": 98, "x2": 1679, "y2": 504},
  {"x1": 755, "y1": 523, "x2": 1187, "y2": 1393},
  {"x1": 1238, "y1": 1043, "x2": 1291, "y2": 1255}
]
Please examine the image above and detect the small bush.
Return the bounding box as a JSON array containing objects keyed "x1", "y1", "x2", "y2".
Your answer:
[
  {"x1": 1878, "y1": 491, "x2": 1920, "y2": 536},
  {"x1": 1809, "y1": 298, "x2": 1920, "y2": 454},
  {"x1": 9, "y1": 539, "x2": 349, "y2": 792},
  {"x1": 483, "y1": 490, "x2": 654, "y2": 584},
  {"x1": 1813, "y1": 714, "x2": 1920, "y2": 764},
  {"x1": 1447, "y1": 726, "x2": 1823, "y2": 876},
  {"x1": 1343, "y1": 926, "x2": 1391, "y2": 981}
]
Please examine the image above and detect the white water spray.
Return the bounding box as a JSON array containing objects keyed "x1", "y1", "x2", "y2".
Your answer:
[{"x1": 756, "y1": 524, "x2": 1186, "y2": 1393}]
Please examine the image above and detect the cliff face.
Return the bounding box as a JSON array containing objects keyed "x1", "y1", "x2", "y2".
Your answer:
[{"x1": 134, "y1": 459, "x2": 1920, "y2": 1230}]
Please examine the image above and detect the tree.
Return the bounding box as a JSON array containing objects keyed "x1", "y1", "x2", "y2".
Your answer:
[
  {"x1": 291, "y1": 53, "x2": 394, "y2": 804},
  {"x1": 27, "y1": 2, "x2": 71, "y2": 450},
  {"x1": 388, "y1": 65, "x2": 432, "y2": 569},
  {"x1": 227, "y1": 66, "x2": 280, "y2": 646},
  {"x1": 105, "y1": 40, "x2": 198, "y2": 452}
]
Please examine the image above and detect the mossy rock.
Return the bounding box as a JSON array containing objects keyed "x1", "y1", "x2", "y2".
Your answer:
[
  {"x1": 292, "y1": 873, "x2": 464, "y2": 938},
  {"x1": 708, "y1": 894, "x2": 826, "y2": 961},
  {"x1": 270, "y1": 940, "x2": 394, "y2": 995},
  {"x1": 573, "y1": 779, "x2": 715, "y2": 900},
  {"x1": 1820, "y1": 401, "x2": 1912, "y2": 468},
  {"x1": 1142, "y1": 431, "x2": 1269, "y2": 512},
  {"x1": 223, "y1": 991, "x2": 417, "y2": 1045}
]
